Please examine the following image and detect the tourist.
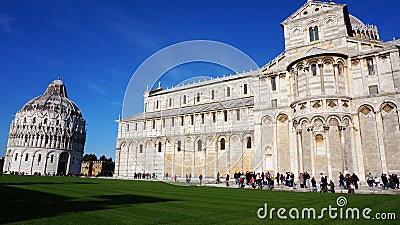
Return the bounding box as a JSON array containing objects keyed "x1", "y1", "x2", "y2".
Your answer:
[
  {"x1": 344, "y1": 174, "x2": 351, "y2": 189},
  {"x1": 234, "y1": 172, "x2": 238, "y2": 184},
  {"x1": 280, "y1": 174, "x2": 285, "y2": 186},
  {"x1": 276, "y1": 172, "x2": 280, "y2": 186},
  {"x1": 320, "y1": 176, "x2": 328, "y2": 193},
  {"x1": 256, "y1": 173, "x2": 262, "y2": 188},
  {"x1": 373, "y1": 176, "x2": 380, "y2": 187},
  {"x1": 199, "y1": 174, "x2": 203, "y2": 186},
  {"x1": 351, "y1": 173, "x2": 359, "y2": 189},
  {"x1": 339, "y1": 172, "x2": 345, "y2": 187},
  {"x1": 250, "y1": 176, "x2": 256, "y2": 189},
  {"x1": 348, "y1": 182, "x2": 355, "y2": 194},
  {"x1": 305, "y1": 172, "x2": 310, "y2": 188},
  {"x1": 381, "y1": 174, "x2": 389, "y2": 189},
  {"x1": 290, "y1": 173, "x2": 295, "y2": 187},
  {"x1": 366, "y1": 172, "x2": 373, "y2": 187},
  {"x1": 216, "y1": 171, "x2": 220, "y2": 184},
  {"x1": 311, "y1": 177, "x2": 317, "y2": 192},
  {"x1": 329, "y1": 180, "x2": 335, "y2": 193},
  {"x1": 225, "y1": 174, "x2": 230, "y2": 187},
  {"x1": 174, "y1": 175, "x2": 177, "y2": 182},
  {"x1": 239, "y1": 175, "x2": 244, "y2": 188},
  {"x1": 299, "y1": 173, "x2": 304, "y2": 188}
]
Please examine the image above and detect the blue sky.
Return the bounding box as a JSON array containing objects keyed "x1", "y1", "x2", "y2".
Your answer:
[{"x1": 0, "y1": 0, "x2": 398, "y2": 159}]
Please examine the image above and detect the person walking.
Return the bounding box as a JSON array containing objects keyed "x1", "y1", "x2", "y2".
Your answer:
[
  {"x1": 225, "y1": 174, "x2": 230, "y2": 187},
  {"x1": 339, "y1": 172, "x2": 345, "y2": 187},
  {"x1": 199, "y1": 174, "x2": 203, "y2": 186},
  {"x1": 329, "y1": 180, "x2": 335, "y2": 193},
  {"x1": 351, "y1": 173, "x2": 359, "y2": 189},
  {"x1": 299, "y1": 173, "x2": 304, "y2": 188},
  {"x1": 311, "y1": 177, "x2": 317, "y2": 192}
]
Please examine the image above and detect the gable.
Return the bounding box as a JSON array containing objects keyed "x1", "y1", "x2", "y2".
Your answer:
[{"x1": 281, "y1": 1, "x2": 344, "y2": 26}]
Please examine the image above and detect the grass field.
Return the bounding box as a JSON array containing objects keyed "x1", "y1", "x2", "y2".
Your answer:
[{"x1": 0, "y1": 175, "x2": 399, "y2": 225}]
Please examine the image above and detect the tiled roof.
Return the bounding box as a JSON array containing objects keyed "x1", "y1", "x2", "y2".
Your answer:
[{"x1": 123, "y1": 97, "x2": 254, "y2": 121}]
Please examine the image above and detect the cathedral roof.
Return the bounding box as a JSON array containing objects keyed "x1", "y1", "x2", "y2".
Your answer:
[
  {"x1": 20, "y1": 78, "x2": 82, "y2": 118},
  {"x1": 349, "y1": 15, "x2": 365, "y2": 27}
]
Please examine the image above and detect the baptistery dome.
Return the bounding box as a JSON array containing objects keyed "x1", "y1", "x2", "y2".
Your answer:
[{"x1": 3, "y1": 78, "x2": 86, "y2": 175}]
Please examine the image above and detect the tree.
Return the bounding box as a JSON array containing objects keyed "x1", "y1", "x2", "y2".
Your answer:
[
  {"x1": 99, "y1": 155, "x2": 107, "y2": 162},
  {"x1": 82, "y1": 153, "x2": 97, "y2": 162}
]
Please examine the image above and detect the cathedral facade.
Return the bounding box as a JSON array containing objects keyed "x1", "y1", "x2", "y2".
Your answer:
[
  {"x1": 115, "y1": 0, "x2": 400, "y2": 182},
  {"x1": 3, "y1": 78, "x2": 86, "y2": 175}
]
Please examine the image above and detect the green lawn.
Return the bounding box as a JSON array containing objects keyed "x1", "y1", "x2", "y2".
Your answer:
[{"x1": 0, "y1": 175, "x2": 399, "y2": 225}]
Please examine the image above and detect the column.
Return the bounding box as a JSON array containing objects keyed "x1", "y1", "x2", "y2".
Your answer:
[
  {"x1": 171, "y1": 143, "x2": 175, "y2": 177},
  {"x1": 192, "y1": 141, "x2": 195, "y2": 177},
  {"x1": 353, "y1": 115, "x2": 365, "y2": 181},
  {"x1": 324, "y1": 126, "x2": 332, "y2": 180},
  {"x1": 304, "y1": 66, "x2": 310, "y2": 96},
  {"x1": 273, "y1": 121, "x2": 278, "y2": 173},
  {"x1": 297, "y1": 129, "x2": 303, "y2": 173},
  {"x1": 290, "y1": 125, "x2": 299, "y2": 175},
  {"x1": 291, "y1": 68, "x2": 299, "y2": 100},
  {"x1": 309, "y1": 127, "x2": 316, "y2": 177},
  {"x1": 333, "y1": 63, "x2": 339, "y2": 94},
  {"x1": 339, "y1": 126, "x2": 348, "y2": 173},
  {"x1": 319, "y1": 63, "x2": 325, "y2": 94},
  {"x1": 374, "y1": 111, "x2": 388, "y2": 174}
]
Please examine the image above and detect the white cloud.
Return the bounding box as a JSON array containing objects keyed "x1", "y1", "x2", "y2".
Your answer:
[{"x1": 88, "y1": 84, "x2": 107, "y2": 95}]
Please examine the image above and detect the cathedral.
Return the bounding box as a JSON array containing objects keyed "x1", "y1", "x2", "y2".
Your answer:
[
  {"x1": 3, "y1": 78, "x2": 86, "y2": 175},
  {"x1": 115, "y1": 0, "x2": 400, "y2": 182}
]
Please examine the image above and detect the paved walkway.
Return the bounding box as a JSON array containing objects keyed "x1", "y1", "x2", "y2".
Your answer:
[{"x1": 197, "y1": 181, "x2": 400, "y2": 195}]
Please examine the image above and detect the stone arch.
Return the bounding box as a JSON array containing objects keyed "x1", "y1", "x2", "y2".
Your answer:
[
  {"x1": 292, "y1": 119, "x2": 299, "y2": 129},
  {"x1": 229, "y1": 134, "x2": 241, "y2": 143},
  {"x1": 138, "y1": 142, "x2": 145, "y2": 153},
  {"x1": 276, "y1": 113, "x2": 289, "y2": 123},
  {"x1": 311, "y1": 116, "x2": 326, "y2": 125},
  {"x1": 379, "y1": 101, "x2": 397, "y2": 114},
  {"x1": 296, "y1": 63, "x2": 304, "y2": 71},
  {"x1": 242, "y1": 133, "x2": 252, "y2": 149},
  {"x1": 146, "y1": 140, "x2": 154, "y2": 148},
  {"x1": 120, "y1": 142, "x2": 128, "y2": 152},
  {"x1": 57, "y1": 151, "x2": 69, "y2": 175},
  {"x1": 261, "y1": 115, "x2": 273, "y2": 124},
  {"x1": 299, "y1": 118, "x2": 310, "y2": 128},
  {"x1": 358, "y1": 104, "x2": 374, "y2": 116},
  {"x1": 217, "y1": 135, "x2": 228, "y2": 147},
  {"x1": 342, "y1": 116, "x2": 352, "y2": 126},
  {"x1": 327, "y1": 116, "x2": 340, "y2": 126},
  {"x1": 306, "y1": 59, "x2": 319, "y2": 67},
  {"x1": 322, "y1": 57, "x2": 334, "y2": 65}
]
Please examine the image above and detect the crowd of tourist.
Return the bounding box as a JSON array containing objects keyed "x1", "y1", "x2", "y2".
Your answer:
[
  {"x1": 133, "y1": 172, "x2": 157, "y2": 179},
  {"x1": 228, "y1": 170, "x2": 399, "y2": 193}
]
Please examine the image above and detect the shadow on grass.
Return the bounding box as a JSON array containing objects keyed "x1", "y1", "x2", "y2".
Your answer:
[
  {"x1": 0, "y1": 185, "x2": 175, "y2": 224},
  {"x1": 0, "y1": 181, "x2": 99, "y2": 186}
]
